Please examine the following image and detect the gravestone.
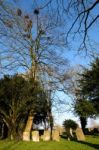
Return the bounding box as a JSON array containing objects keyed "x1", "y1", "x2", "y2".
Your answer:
[
  {"x1": 24, "y1": 116, "x2": 33, "y2": 132},
  {"x1": 76, "y1": 128, "x2": 85, "y2": 141},
  {"x1": 23, "y1": 131, "x2": 30, "y2": 141},
  {"x1": 32, "y1": 131, "x2": 39, "y2": 142},
  {"x1": 43, "y1": 130, "x2": 50, "y2": 141},
  {"x1": 23, "y1": 116, "x2": 33, "y2": 141},
  {"x1": 52, "y1": 130, "x2": 60, "y2": 141}
]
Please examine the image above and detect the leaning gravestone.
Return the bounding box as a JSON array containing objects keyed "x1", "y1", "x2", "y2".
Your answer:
[
  {"x1": 43, "y1": 130, "x2": 50, "y2": 141},
  {"x1": 23, "y1": 116, "x2": 33, "y2": 141},
  {"x1": 76, "y1": 128, "x2": 85, "y2": 141},
  {"x1": 52, "y1": 130, "x2": 60, "y2": 141},
  {"x1": 23, "y1": 131, "x2": 30, "y2": 141},
  {"x1": 32, "y1": 131, "x2": 39, "y2": 142}
]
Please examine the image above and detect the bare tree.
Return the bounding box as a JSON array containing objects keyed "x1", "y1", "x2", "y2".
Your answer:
[
  {"x1": 29, "y1": 0, "x2": 99, "y2": 52},
  {"x1": 0, "y1": 1, "x2": 71, "y2": 118},
  {"x1": 0, "y1": 1, "x2": 68, "y2": 79},
  {"x1": 64, "y1": 0, "x2": 99, "y2": 52}
]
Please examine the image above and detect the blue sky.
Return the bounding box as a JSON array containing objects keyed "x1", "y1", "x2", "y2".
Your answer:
[
  {"x1": 7, "y1": 0, "x2": 99, "y2": 51},
  {"x1": 11, "y1": 0, "x2": 98, "y2": 65}
]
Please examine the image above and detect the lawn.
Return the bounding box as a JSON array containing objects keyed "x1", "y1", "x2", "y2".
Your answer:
[{"x1": 0, "y1": 136, "x2": 99, "y2": 150}]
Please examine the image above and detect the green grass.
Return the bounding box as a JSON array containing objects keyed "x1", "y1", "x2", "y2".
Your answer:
[{"x1": 0, "y1": 136, "x2": 99, "y2": 150}]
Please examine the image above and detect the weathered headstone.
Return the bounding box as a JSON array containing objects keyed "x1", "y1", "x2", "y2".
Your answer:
[
  {"x1": 32, "y1": 131, "x2": 39, "y2": 142},
  {"x1": 23, "y1": 131, "x2": 30, "y2": 141},
  {"x1": 43, "y1": 130, "x2": 50, "y2": 141},
  {"x1": 23, "y1": 116, "x2": 33, "y2": 141},
  {"x1": 76, "y1": 128, "x2": 85, "y2": 141},
  {"x1": 52, "y1": 130, "x2": 60, "y2": 141}
]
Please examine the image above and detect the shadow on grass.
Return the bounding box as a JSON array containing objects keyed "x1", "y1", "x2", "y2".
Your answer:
[
  {"x1": 60, "y1": 134, "x2": 99, "y2": 149},
  {"x1": 76, "y1": 140, "x2": 99, "y2": 150},
  {"x1": 60, "y1": 135, "x2": 67, "y2": 139}
]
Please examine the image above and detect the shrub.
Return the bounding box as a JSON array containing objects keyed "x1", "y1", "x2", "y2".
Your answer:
[{"x1": 63, "y1": 119, "x2": 78, "y2": 130}]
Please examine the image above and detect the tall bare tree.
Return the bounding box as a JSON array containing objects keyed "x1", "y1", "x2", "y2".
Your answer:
[
  {"x1": 0, "y1": 1, "x2": 69, "y2": 84},
  {"x1": 0, "y1": 1, "x2": 71, "y2": 123},
  {"x1": 29, "y1": 0, "x2": 99, "y2": 52}
]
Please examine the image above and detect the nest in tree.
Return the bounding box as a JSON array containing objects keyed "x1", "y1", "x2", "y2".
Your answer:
[
  {"x1": 17, "y1": 9, "x2": 22, "y2": 16},
  {"x1": 34, "y1": 9, "x2": 39, "y2": 15}
]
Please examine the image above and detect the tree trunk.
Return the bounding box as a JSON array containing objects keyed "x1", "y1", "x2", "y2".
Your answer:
[
  {"x1": 1, "y1": 123, "x2": 4, "y2": 139},
  {"x1": 80, "y1": 117, "x2": 87, "y2": 134},
  {"x1": 7, "y1": 122, "x2": 18, "y2": 140}
]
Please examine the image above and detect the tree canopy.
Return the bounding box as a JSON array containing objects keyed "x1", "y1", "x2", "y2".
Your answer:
[
  {"x1": 63, "y1": 119, "x2": 78, "y2": 130},
  {"x1": 73, "y1": 58, "x2": 99, "y2": 131},
  {"x1": 0, "y1": 75, "x2": 50, "y2": 139},
  {"x1": 77, "y1": 58, "x2": 99, "y2": 115},
  {"x1": 10, "y1": 0, "x2": 99, "y2": 52}
]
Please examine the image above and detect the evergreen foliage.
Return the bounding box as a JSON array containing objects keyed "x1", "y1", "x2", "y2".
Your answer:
[
  {"x1": 77, "y1": 58, "x2": 99, "y2": 115},
  {"x1": 74, "y1": 58, "x2": 99, "y2": 131},
  {"x1": 63, "y1": 119, "x2": 78, "y2": 130},
  {"x1": 0, "y1": 75, "x2": 49, "y2": 140}
]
